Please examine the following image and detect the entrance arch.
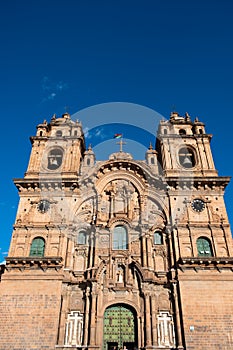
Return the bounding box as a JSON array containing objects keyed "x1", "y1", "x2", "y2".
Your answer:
[{"x1": 103, "y1": 304, "x2": 137, "y2": 350}]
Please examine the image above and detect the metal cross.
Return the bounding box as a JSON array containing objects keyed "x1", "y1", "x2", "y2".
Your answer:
[{"x1": 116, "y1": 138, "x2": 126, "y2": 152}]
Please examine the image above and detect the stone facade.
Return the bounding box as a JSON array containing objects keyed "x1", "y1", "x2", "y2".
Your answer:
[{"x1": 0, "y1": 111, "x2": 233, "y2": 350}]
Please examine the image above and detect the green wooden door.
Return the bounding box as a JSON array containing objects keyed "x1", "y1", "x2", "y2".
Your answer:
[{"x1": 103, "y1": 304, "x2": 137, "y2": 350}]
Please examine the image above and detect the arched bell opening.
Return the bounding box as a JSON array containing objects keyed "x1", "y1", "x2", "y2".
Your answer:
[
  {"x1": 103, "y1": 304, "x2": 138, "y2": 350},
  {"x1": 178, "y1": 147, "x2": 196, "y2": 168}
]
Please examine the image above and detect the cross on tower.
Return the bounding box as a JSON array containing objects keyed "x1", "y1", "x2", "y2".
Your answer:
[{"x1": 116, "y1": 138, "x2": 126, "y2": 152}]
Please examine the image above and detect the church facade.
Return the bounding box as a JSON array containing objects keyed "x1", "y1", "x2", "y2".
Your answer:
[{"x1": 0, "y1": 111, "x2": 233, "y2": 350}]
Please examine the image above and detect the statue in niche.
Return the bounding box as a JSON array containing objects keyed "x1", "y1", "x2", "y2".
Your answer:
[
  {"x1": 132, "y1": 195, "x2": 140, "y2": 222},
  {"x1": 112, "y1": 180, "x2": 127, "y2": 214},
  {"x1": 116, "y1": 266, "x2": 124, "y2": 283},
  {"x1": 132, "y1": 191, "x2": 139, "y2": 208}
]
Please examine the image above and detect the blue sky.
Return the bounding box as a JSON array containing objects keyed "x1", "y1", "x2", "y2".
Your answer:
[{"x1": 0, "y1": 0, "x2": 233, "y2": 261}]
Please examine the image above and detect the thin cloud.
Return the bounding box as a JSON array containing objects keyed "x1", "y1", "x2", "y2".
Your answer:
[
  {"x1": 94, "y1": 127, "x2": 106, "y2": 139},
  {"x1": 84, "y1": 127, "x2": 106, "y2": 140},
  {"x1": 0, "y1": 248, "x2": 8, "y2": 255},
  {"x1": 48, "y1": 93, "x2": 56, "y2": 100},
  {"x1": 41, "y1": 76, "x2": 68, "y2": 103},
  {"x1": 56, "y1": 81, "x2": 68, "y2": 91},
  {"x1": 41, "y1": 76, "x2": 50, "y2": 91},
  {"x1": 83, "y1": 127, "x2": 90, "y2": 138}
]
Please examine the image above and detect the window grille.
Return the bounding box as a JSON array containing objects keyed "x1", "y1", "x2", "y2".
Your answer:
[
  {"x1": 113, "y1": 225, "x2": 128, "y2": 250},
  {"x1": 29, "y1": 237, "x2": 45, "y2": 257}
]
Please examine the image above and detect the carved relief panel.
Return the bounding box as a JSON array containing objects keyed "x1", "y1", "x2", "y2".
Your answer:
[{"x1": 97, "y1": 179, "x2": 140, "y2": 225}]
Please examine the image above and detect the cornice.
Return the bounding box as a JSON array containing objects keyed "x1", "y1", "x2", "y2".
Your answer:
[
  {"x1": 165, "y1": 176, "x2": 231, "y2": 191},
  {"x1": 5, "y1": 256, "x2": 63, "y2": 271},
  {"x1": 178, "y1": 257, "x2": 233, "y2": 272}
]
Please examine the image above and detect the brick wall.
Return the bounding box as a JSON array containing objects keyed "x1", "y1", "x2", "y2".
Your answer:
[
  {"x1": 0, "y1": 274, "x2": 62, "y2": 350},
  {"x1": 179, "y1": 275, "x2": 233, "y2": 350}
]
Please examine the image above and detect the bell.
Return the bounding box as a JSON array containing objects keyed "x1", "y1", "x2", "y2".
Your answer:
[
  {"x1": 182, "y1": 156, "x2": 192, "y2": 166},
  {"x1": 49, "y1": 157, "x2": 58, "y2": 166}
]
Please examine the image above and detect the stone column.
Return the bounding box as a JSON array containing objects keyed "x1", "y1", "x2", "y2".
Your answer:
[
  {"x1": 88, "y1": 231, "x2": 95, "y2": 269},
  {"x1": 90, "y1": 293, "x2": 97, "y2": 345},
  {"x1": 140, "y1": 315, "x2": 144, "y2": 348},
  {"x1": 110, "y1": 193, "x2": 114, "y2": 218},
  {"x1": 167, "y1": 229, "x2": 175, "y2": 267},
  {"x1": 146, "y1": 236, "x2": 153, "y2": 268},
  {"x1": 151, "y1": 295, "x2": 158, "y2": 346},
  {"x1": 142, "y1": 235, "x2": 147, "y2": 267},
  {"x1": 83, "y1": 287, "x2": 90, "y2": 346},
  {"x1": 173, "y1": 282, "x2": 184, "y2": 349},
  {"x1": 145, "y1": 293, "x2": 152, "y2": 346}
]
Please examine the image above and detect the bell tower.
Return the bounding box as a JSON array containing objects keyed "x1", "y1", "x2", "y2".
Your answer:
[
  {"x1": 0, "y1": 113, "x2": 86, "y2": 350},
  {"x1": 157, "y1": 111, "x2": 217, "y2": 177},
  {"x1": 26, "y1": 112, "x2": 85, "y2": 178},
  {"x1": 157, "y1": 111, "x2": 233, "y2": 350},
  {"x1": 8, "y1": 112, "x2": 85, "y2": 259},
  {"x1": 157, "y1": 111, "x2": 233, "y2": 258}
]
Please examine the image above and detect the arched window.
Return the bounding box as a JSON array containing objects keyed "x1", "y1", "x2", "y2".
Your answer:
[
  {"x1": 163, "y1": 129, "x2": 167, "y2": 135},
  {"x1": 47, "y1": 148, "x2": 63, "y2": 170},
  {"x1": 179, "y1": 129, "x2": 186, "y2": 135},
  {"x1": 30, "y1": 237, "x2": 45, "y2": 257},
  {"x1": 56, "y1": 130, "x2": 62, "y2": 137},
  {"x1": 113, "y1": 225, "x2": 128, "y2": 250},
  {"x1": 197, "y1": 237, "x2": 213, "y2": 257},
  {"x1": 179, "y1": 147, "x2": 195, "y2": 168},
  {"x1": 87, "y1": 158, "x2": 90, "y2": 166},
  {"x1": 154, "y1": 231, "x2": 163, "y2": 245},
  {"x1": 77, "y1": 231, "x2": 86, "y2": 245}
]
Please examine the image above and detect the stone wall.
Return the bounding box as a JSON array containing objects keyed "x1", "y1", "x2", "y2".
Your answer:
[
  {"x1": 179, "y1": 274, "x2": 233, "y2": 350},
  {"x1": 0, "y1": 272, "x2": 62, "y2": 350}
]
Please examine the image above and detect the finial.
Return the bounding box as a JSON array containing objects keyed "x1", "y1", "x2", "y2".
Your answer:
[
  {"x1": 88, "y1": 144, "x2": 92, "y2": 150},
  {"x1": 51, "y1": 114, "x2": 56, "y2": 121},
  {"x1": 170, "y1": 111, "x2": 179, "y2": 120},
  {"x1": 185, "y1": 112, "x2": 191, "y2": 121},
  {"x1": 149, "y1": 142, "x2": 153, "y2": 150}
]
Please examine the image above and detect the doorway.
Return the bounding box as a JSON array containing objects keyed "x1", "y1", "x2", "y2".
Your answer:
[{"x1": 103, "y1": 304, "x2": 137, "y2": 350}]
